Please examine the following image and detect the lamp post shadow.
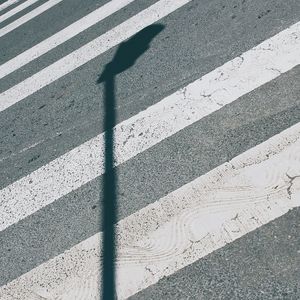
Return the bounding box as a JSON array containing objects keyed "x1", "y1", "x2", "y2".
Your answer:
[{"x1": 97, "y1": 24, "x2": 164, "y2": 300}]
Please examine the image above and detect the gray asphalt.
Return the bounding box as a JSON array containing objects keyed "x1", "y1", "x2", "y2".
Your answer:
[
  {"x1": 0, "y1": 0, "x2": 299, "y2": 297},
  {"x1": 0, "y1": 0, "x2": 20, "y2": 8},
  {"x1": 131, "y1": 208, "x2": 300, "y2": 300}
]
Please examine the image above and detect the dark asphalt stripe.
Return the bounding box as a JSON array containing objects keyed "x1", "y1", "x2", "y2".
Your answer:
[
  {"x1": 0, "y1": 65, "x2": 299, "y2": 286},
  {"x1": 0, "y1": 0, "x2": 50, "y2": 28},
  {"x1": 130, "y1": 208, "x2": 300, "y2": 300},
  {"x1": 0, "y1": 0, "x2": 110, "y2": 64},
  {"x1": 0, "y1": 0, "x2": 158, "y2": 91},
  {"x1": 0, "y1": 0, "x2": 299, "y2": 188},
  {"x1": 0, "y1": 0, "x2": 28, "y2": 17},
  {"x1": 0, "y1": 0, "x2": 19, "y2": 5}
]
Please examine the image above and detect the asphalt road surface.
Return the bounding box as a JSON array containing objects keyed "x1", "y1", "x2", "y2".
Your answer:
[{"x1": 0, "y1": 0, "x2": 299, "y2": 299}]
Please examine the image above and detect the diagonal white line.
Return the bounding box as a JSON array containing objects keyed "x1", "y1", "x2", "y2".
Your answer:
[
  {"x1": 1, "y1": 119, "x2": 300, "y2": 299},
  {"x1": 0, "y1": 0, "x2": 191, "y2": 112},
  {"x1": 0, "y1": 0, "x2": 40, "y2": 23},
  {"x1": 0, "y1": 0, "x2": 63, "y2": 37},
  {"x1": 0, "y1": 0, "x2": 21, "y2": 13},
  {"x1": 0, "y1": 21, "x2": 299, "y2": 233},
  {"x1": 0, "y1": 0, "x2": 139, "y2": 79}
]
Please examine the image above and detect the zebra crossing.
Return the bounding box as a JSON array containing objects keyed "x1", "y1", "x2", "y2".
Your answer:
[
  {"x1": 0, "y1": 0, "x2": 40, "y2": 22},
  {"x1": 0, "y1": 0, "x2": 299, "y2": 299},
  {"x1": 0, "y1": 0, "x2": 21, "y2": 13}
]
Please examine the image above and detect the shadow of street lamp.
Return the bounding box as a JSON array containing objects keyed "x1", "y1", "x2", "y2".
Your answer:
[{"x1": 97, "y1": 24, "x2": 164, "y2": 300}]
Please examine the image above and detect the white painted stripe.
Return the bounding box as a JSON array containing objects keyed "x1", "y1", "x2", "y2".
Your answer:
[
  {"x1": 0, "y1": 0, "x2": 21, "y2": 13},
  {"x1": 0, "y1": 0, "x2": 191, "y2": 111},
  {"x1": 0, "y1": 0, "x2": 63, "y2": 37},
  {"x1": 1, "y1": 121, "x2": 300, "y2": 299},
  {"x1": 0, "y1": 0, "x2": 39, "y2": 22},
  {"x1": 0, "y1": 21, "x2": 299, "y2": 232},
  {"x1": 0, "y1": 0, "x2": 137, "y2": 79}
]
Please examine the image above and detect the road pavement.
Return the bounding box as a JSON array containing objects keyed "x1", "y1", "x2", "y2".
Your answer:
[{"x1": 0, "y1": 0, "x2": 299, "y2": 299}]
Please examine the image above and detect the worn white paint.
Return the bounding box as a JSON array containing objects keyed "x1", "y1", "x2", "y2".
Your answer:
[
  {"x1": 0, "y1": 0, "x2": 138, "y2": 79},
  {"x1": 0, "y1": 0, "x2": 190, "y2": 111},
  {"x1": 0, "y1": 0, "x2": 21, "y2": 13},
  {"x1": 0, "y1": 21, "x2": 299, "y2": 231},
  {"x1": 1, "y1": 121, "x2": 299, "y2": 300},
  {"x1": 0, "y1": 0, "x2": 63, "y2": 37},
  {"x1": 0, "y1": 0, "x2": 39, "y2": 22}
]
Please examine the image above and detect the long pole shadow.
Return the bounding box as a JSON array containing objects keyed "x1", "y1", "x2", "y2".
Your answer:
[{"x1": 97, "y1": 24, "x2": 164, "y2": 300}]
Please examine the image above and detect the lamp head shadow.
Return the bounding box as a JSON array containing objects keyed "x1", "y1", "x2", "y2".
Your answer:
[{"x1": 97, "y1": 24, "x2": 165, "y2": 83}]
